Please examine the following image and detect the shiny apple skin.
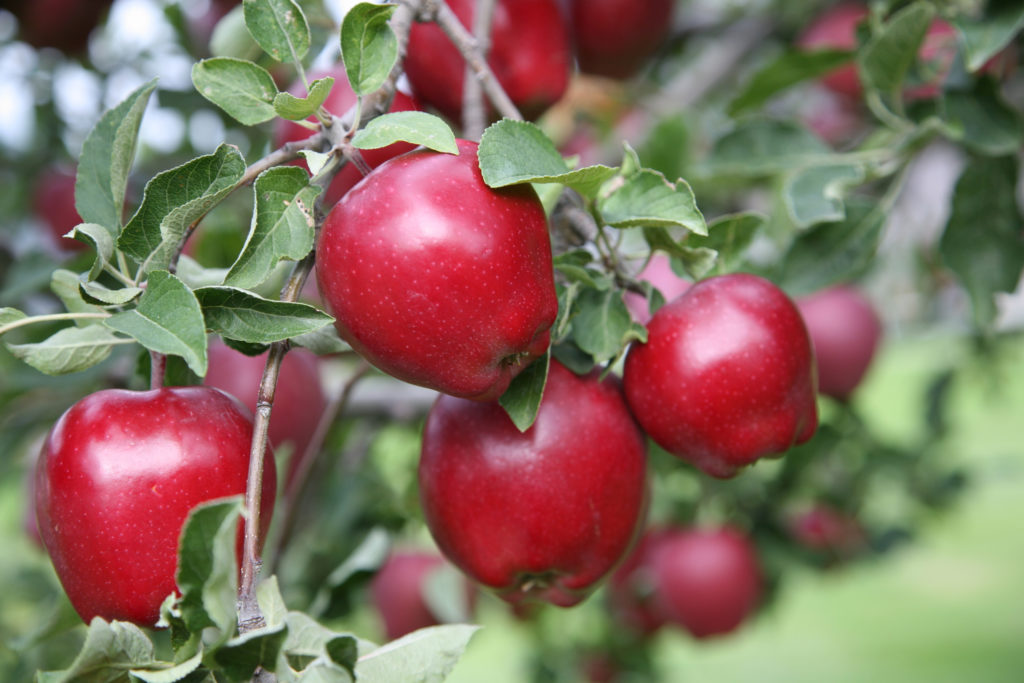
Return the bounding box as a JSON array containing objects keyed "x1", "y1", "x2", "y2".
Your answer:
[
  {"x1": 796, "y1": 285, "x2": 881, "y2": 401},
  {"x1": 403, "y1": 0, "x2": 572, "y2": 123},
  {"x1": 34, "y1": 386, "x2": 277, "y2": 627},
  {"x1": 418, "y1": 361, "x2": 648, "y2": 607},
  {"x1": 315, "y1": 139, "x2": 558, "y2": 401},
  {"x1": 623, "y1": 273, "x2": 818, "y2": 478},
  {"x1": 569, "y1": 0, "x2": 674, "y2": 79},
  {"x1": 272, "y1": 67, "x2": 422, "y2": 206}
]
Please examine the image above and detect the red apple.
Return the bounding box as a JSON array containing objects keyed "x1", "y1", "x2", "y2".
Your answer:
[
  {"x1": 569, "y1": 0, "x2": 674, "y2": 80},
  {"x1": 34, "y1": 386, "x2": 277, "y2": 626},
  {"x1": 606, "y1": 528, "x2": 670, "y2": 637},
  {"x1": 624, "y1": 252, "x2": 691, "y2": 325},
  {"x1": 273, "y1": 67, "x2": 422, "y2": 206},
  {"x1": 203, "y1": 338, "x2": 326, "y2": 483},
  {"x1": 315, "y1": 138, "x2": 558, "y2": 401},
  {"x1": 6, "y1": 0, "x2": 112, "y2": 53},
  {"x1": 369, "y1": 549, "x2": 476, "y2": 641},
  {"x1": 403, "y1": 0, "x2": 572, "y2": 124},
  {"x1": 33, "y1": 165, "x2": 87, "y2": 254},
  {"x1": 796, "y1": 285, "x2": 881, "y2": 401},
  {"x1": 646, "y1": 526, "x2": 762, "y2": 639},
  {"x1": 787, "y1": 503, "x2": 867, "y2": 559},
  {"x1": 796, "y1": 2, "x2": 868, "y2": 99},
  {"x1": 623, "y1": 273, "x2": 818, "y2": 479},
  {"x1": 418, "y1": 360, "x2": 648, "y2": 607}
]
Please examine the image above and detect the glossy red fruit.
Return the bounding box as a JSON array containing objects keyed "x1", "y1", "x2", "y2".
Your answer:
[
  {"x1": 623, "y1": 273, "x2": 818, "y2": 479},
  {"x1": 273, "y1": 67, "x2": 422, "y2": 206},
  {"x1": 7, "y1": 0, "x2": 112, "y2": 53},
  {"x1": 203, "y1": 338, "x2": 326, "y2": 482},
  {"x1": 369, "y1": 549, "x2": 476, "y2": 641},
  {"x1": 34, "y1": 386, "x2": 276, "y2": 626},
  {"x1": 418, "y1": 360, "x2": 648, "y2": 607},
  {"x1": 33, "y1": 166, "x2": 87, "y2": 254},
  {"x1": 624, "y1": 252, "x2": 691, "y2": 325},
  {"x1": 796, "y1": 285, "x2": 881, "y2": 401},
  {"x1": 316, "y1": 139, "x2": 557, "y2": 401},
  {"x1": 404, "y1": 0, "x2": 572, "y2": 124},
  {"x1": 569, "y1": 0, "x2": 674, "y2": 80},
  {"x1": 647, "y1": 527, "x2": 762, "y2": 639}
]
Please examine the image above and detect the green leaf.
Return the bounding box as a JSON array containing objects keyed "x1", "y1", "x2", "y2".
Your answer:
[
  {"x1": 939, "y1": 155, "x2": 1024, "y2": 329},
  {"x1": 118, "y1": 145, "x2": 246, "y2": 274},
  {"x1": 956, "y1": 4, "x2": 1024, "y2": 72},
  {"x1": 104, "y1": 271, "x2": 208, "y2": 376},
  {"x1": 273, "y1": 76, "x2": 334, "y2": 120},
  {"x1": 422, "y1": 565, "x2": 474, "y2": 626},
  {"x1": 210, "y1": 3, "x2": 262, "y2": 60},
  {"x1": 69, "y1": 223, "x2": 116, "y2": 280},
  {"x1": 76, "y1": 79, "x2": 157, "y2": 237},
  {"x1": 340, "y1": 2, "x2": 398, "y2": 95},
  {"x1": 7, "y1": 325, "x2": 120, "y2": 375},
  {"x1": 291, "y1": 324, "x2": 351, "y2": 355},
  {"x1": 940, "y1": 81, "x2": 1023, "y2": 157},
  {"x1": 309, "y1": 528, "x2": 390, "y2": 617},
  {"x1": 225, "y1": 166, "x2": 321, "y2": 289},
  {"x1": 499, "y1": 352, "x2": 550, "y2": 432},
  {"x1": 194, "y1": 286, "x2": 333, "y2": 343},
  {"x1": 213, "y1": 622, "x2": 288, "y2": 682},
  {"x1": 782, "y1": 163, "x2": 865, "y2": 228},
  {"x1": 79, "y1": 279, "x2": 145, "y2": 306},
  {"x1": 354, "y1": 624, "x2": 479, "y2": 683},
  {"x1": 243, "y1": 0, "x2": 311, "y2": 63},
  {"x1": 704, "y1": 119, "x2": 830, "y2": 178},
  {"x1": 776, "y1": 199, "x2": 885, "y2": 296},
  {"x1": 50, "y1": 269, "x2": 105, "y2": 318},
  {"x1": 176, "y1": 497, "x2": 244, "y2": 635},
  {"x1": 0, "y1": 307, "x2": 27, "y2": 328},
  {"x1": 728, "y1": 49, "x2": 854, "y2": 116},
  {"x1": 694, "y1": 212, "x2": 766, "y2": 274},
  {"x1": 478, "y1": 119, "x2": 616, "y2": 197},
  {"x1": 599, "y1": 169, "x2": 706, "y2": 235},
  {"x1": 192, "y1": 57, "x2": 279, "y2": 125},
  {"x1": 571, "y1": 288, "x2": 645, "y2": 365},
  {"x1": 642, "y1": 227, "x2": 715, "y2": 280},
  {"x1": 131, "y1": 649, "x2": 205, "y2": 683},
  {"x1": 857, "y1": 1, "x2": 935, "y2": 97},
  {"x1": 352, "y1": 111, "x2": 457, "y2": 154},
  {"x1": 37, "y1": 618, "x2": 157, "y2": 681}
]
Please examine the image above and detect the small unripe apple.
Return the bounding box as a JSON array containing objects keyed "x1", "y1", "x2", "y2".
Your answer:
[
  {"x1": 203, "y1": 338, "x2": 327, "y2": 483},
  {"x1": 418, "y1": 360, "x2": 648, "y2": 607},
  {"x1": 34, "y1": 386, "x2": 276, "y2": 627},
  {"x1": 623, "y1": 273, "x2": 818, "y2": 478},
  {"x1": 569, "y1": 0, "x2": 675, "y2": 80},
  {"x1": 796, "y1": 285, "x2": 881, "y2": 401},
  {"x1": 33, "y1": 165, "x2": 87, "y2": 254},
  {"x1": 403, "y1": 0, "x2": 572, "y2": 124},
  {"x1": 316, "y1": 139, "x2": 558, "y2": 401},
  {"x1": 273, "y1": 67, "x2": 422, "y2": 206},
  {"x1": 369, "y1": 549, "x2": 476, "y2": 641}
]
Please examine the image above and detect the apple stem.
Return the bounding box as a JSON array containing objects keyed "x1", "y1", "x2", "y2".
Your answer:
[
  {"x1": 420, "y1": 0, "x2": 523, "y2": 121},
  {"x1": 149, "y1": 351, "x2": 166, "y2": 390},
  {"x1": 461, "y1": 0, "x2": 496, "y2": 139}
]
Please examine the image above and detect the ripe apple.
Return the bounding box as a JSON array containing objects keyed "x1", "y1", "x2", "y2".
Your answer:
[
  {"x1": 787, "y1": 503, "x2": 867, "y2": 559},
  {"x1": 316, "y1": 138, "x2": 558, "y2": 401},
  {"x1": 606, "y1": 528, "x2": 670, "y2": 637},
  {"x1": 34, "y1": 386, "x2": 277, "y2": 626},
  {"x1": 203, "y1": 337, "x2": 326, "y2": 483},
  {"x1": 796, "y1": 285, "x2": 881, "y2": 401},
  {"x1": 623, "y1": 273, "x2": 818, "y2": 479},
  {"x1": 624, "y1": 252, "x2": 691, "y2": 324},
  {"x1": 6, "y1": 0, "x2": 112, "y2": 53},
  {"x1": 403, "y1": 0, "x2": 572, "y2": 124},
  {"x1": 568, "y1": 0, "x2": 675, "y2": 80},
  {"x1": 33, "y1": 165, "x2": 87, "y2": 254},
  {"x1": 796, "y1": 2, "x2": 868, "y2": 99},
  {"x1": 369, "y1": 549, "x2": 476, "y2": 641},
  {"x1": 273, "y1": 67, "x2": 422, "y2": 206},
  {"x1": 418, "y1": 360, "x2": 648, "y2": 607},
  {"x1": 646, "y1": 526, "x2": 762, "y2": 639}
]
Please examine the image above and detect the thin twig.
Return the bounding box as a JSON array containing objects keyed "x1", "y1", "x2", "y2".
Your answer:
[
  {"x1": 461, "y1": 0, "x2": 496, "y2": 138},
  {"x1": 149, "y1": 351, "x2": 165, "y2": 391}
]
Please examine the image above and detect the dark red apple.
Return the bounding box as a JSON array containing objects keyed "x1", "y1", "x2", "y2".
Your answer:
[
  {"x1": 623, "y1": 273, "x2": 818, "y2": 479},
  {"x1": 316, "y1": 138, "x2": 558, "y2": 401},
  {"x1": 646, "y1": 526, "x2": 762, "y2": 639},
  {"x1": 569, "y1": 0, "x2": 674, "y2": 80},
  {"x1": 203, "y1": 338, "x2": 326, "y2": 482},
  {"x1": 273, "y1": 67, "x2": 422, "y2": 206},
  {"x1": 34, "y1": 386, "x2": 277, "y2": 626},
  {"x1": 369, "y1": 549, "x2": 476, "y2": 641},
  {"x1": 33, "y1": 165, "x2": 87, "y2": 254},
  {"x1": 796, "y1": 285, "x2": 881, "y2": 401},
  {"x1": 403, "y1": 0, "x2": 572, "y2": 124},
  {"x1": 6, "y1": 0, "x2": 112, "y2": 53},
  {"x1": 418, "y1": 360, "x2": 648, "y2": 607},
  {"x1": 624, "y1": 252, "x2": 691, "y2": 325}
]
